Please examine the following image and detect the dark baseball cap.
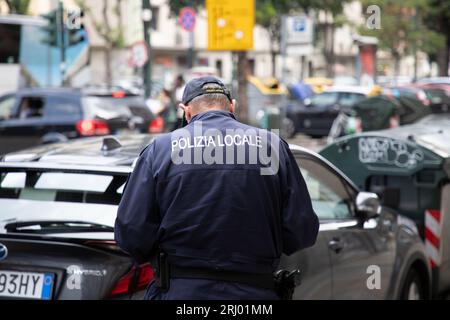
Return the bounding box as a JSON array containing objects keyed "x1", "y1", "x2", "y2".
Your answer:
[{"x1": 182, "y1": 76, "x2": 232, "y2": 105}]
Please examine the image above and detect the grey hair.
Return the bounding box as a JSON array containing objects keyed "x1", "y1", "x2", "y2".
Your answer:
[{"x1": 189, "y1": 83, "x2": 231, "y2": 111}]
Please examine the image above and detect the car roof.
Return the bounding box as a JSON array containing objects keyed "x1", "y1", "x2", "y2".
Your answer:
[
  {"x1": 12, "y1": 87, "x2": 82, "y2": 97},
  {"x1": 0, "y1": 134, "x2": 359, "y2": 192},
  {"x1": 2, "y1": 135, "x2": 317, "y2": 168},
  {"x1": 417, "y1": 77, "x2": 450, "y2": 85},
  {"x1": 325, "y1": 85, "x2": 373, "y2": 95},
  {"x1": 0, "y1": 135, "x2": 155, "y2": 171},
  {"x1": 345, "y1": 114, "x2": 450, "y2": 159}
]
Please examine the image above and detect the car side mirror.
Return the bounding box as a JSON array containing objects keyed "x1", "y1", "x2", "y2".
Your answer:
[{"x1": 356, "y1": 192, "x2": 381, "y2": 220}]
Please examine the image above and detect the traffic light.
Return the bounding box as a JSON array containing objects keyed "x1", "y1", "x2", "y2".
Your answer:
[
  {"x1": 67, "y1": 9, "x2": 85, "y2": 47},
  {"x1": 41, "y1": 9, "x2": 59, "y2": 47},
  {"x1": 68, "y1": 25, "x2": 85, "y2": 47}
]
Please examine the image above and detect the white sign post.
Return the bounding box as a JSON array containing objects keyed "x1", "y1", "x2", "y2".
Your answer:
[{"x1": 281, "y1": 14, "x2": 314, "y2": 82}]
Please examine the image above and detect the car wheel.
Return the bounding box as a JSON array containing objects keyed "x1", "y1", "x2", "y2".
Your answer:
[
  {"x1": 282, "y1": 118, "x2": 296, "y2": 139},
  {"x1": 400, "y1": 268, "x2": 424, "y2": 300}
]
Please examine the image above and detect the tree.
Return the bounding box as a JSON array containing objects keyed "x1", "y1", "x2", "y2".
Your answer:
[
  {"x1": 359, "y1": 0, "x2": 446, "y2": 77},
  {"x1": 75, "y1": 0, "x2": 126, "y2": 85},
  {"x1": 422, "y1": 0, "x2": 450, "y2": 76},
  {"x1": 168, "y1": 0, "x2": 203, "y2": 14},
  {"x1": 255, "y1": 0, "x2": 289, "y2": 77},
  {"x1": 313, "y1": 1, "x2": 350, "y2": 78},
  {"x1": 1, "y1": 0, "x2": 30, "y2": 14}
]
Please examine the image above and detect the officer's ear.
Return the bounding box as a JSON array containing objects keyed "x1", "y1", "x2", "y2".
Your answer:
[
  {"x1": 179, "y1": 103, "x2": 191, "y2": 123},
  {"x1": 230, "y1": 99, "x2": 236, "y2": 114}
]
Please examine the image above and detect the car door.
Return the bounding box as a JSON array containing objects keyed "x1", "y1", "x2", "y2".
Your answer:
[
  {"x1": 0, "y1": 94, "x2": 49, "y2": 154},
  {"x1": 0, "y1": 94, "x2": 18, "y2": 154},
  {"x1": 278, "y1": 155, "x2": 334, "y2": 300},
  {"x1": 279, "y1": 232, "x2": 333, "y2": 299},
  {"x1": 296, "y1": 155, "x2": 396, "y2": 299},
  {"x1": 303, "y1": 92, "x2": 339, "y2": 135},
  {"x1": 0, "y1": 94, "x2": 24, "y2": 155},
  {"x1": 325, "y1": 212, "x2": 396, "y2": 299}
]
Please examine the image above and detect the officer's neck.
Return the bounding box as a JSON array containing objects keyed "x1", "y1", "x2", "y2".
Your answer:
[{"x1": 188, "y1": 107, "x2": 230, "y2": 123}]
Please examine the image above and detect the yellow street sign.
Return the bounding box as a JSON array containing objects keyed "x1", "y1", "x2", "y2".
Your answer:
[{"x1": 207, "y1": 0, "x2": 255, "y2": 51}]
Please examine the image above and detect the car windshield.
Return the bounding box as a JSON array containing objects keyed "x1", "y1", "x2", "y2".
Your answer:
[
  {"x1": 338, "y1": 93, "x2": 366, "y2": 107},
  {"x1": 83, "y1": 95, "x2": 149, "y2": 120},
  {"x1": 425, "y1": 89, "x2": 450, "y2": 105},
  {"x1": 308, "y1": 92, "x2": 339, "y2": 107},
  {"x1": 0, "y1": 169, "x2": 127, "y2": 230}
]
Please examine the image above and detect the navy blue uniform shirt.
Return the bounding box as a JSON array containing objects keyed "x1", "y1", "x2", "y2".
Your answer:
[{"x1": 115, "y1": 110, "x2": 319, "y2": 279}]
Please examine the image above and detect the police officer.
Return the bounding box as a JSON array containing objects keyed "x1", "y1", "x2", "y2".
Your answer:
[{"x1": 115, "y1": 76, "x2": 319, "y2": 300}]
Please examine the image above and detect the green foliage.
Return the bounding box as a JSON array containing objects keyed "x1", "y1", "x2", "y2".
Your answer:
[
  {"x1": 2, "y1": 0, "x2": 31, "y2": 14},
  {"x1": 358, "y1": 0, "x2": 446, "y2": 58},
  {"x1": 167, "y1": 0, "x2": 204, "y2": 16}
]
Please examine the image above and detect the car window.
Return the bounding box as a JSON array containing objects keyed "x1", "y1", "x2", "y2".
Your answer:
[
  {"x1": 82, "y1": 96, "x2": 150, "y2": 120},
  {"x1": 339, "y1": 93, "x2": 365, "y2": 107},
  {"x1": 0, "y1": 95, "x2": 16, "y2": 120},
  {"x1": 16, "y1": 96, "x2": 45, "y2": 119},
  {"x1": 398, "y1": 96, "x2": 431, "y2": 122},
  {"x1": 0, "y1": 170, "x2": 127, "y2": 206},
  {"x1": 297, "y1": 157, "x2": 353, "y2": 220},
  {"x1": 308, "y1": 92, "x2": 339, "y2": 107},
  {"x1": 44, "y1": 96, "x2": 82, "y2": 118}
]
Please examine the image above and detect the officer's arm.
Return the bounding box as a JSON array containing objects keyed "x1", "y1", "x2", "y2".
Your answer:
[
  {"x1": 280, "y1": 142, "x2": 319, "y2": 255},
  {"x1": 115, "y1": 143, "x2": 160, "y2": 263}
]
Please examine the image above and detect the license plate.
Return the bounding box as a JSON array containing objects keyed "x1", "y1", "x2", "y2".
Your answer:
[{"x1": 0, "y1": 271, "x2": 54, "y2": 300}]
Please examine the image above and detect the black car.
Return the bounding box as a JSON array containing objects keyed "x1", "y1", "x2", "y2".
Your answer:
[
  {"x1": 0, "y1": 87, "x2": 156, "y2": 155},
  {"x1": 353, "y1": 94, "x2": 431, "y2": 132},
  {"x1": 285, "y1": 87, "x2": 369, "y2": 138},
  {"x1": 0, "y1": 135, "x2": 430, "y2": 300}
]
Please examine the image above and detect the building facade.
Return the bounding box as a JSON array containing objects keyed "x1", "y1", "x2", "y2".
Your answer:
[{"x1": 2, "y1": 0, "x2": 435, "y2": 92}]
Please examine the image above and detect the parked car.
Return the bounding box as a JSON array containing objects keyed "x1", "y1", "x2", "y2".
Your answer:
[
  {"x1": 377, "y1": 76, "x2": 414, "y2": 87},
  {"x1": 303, "y1": 77, "x2": 333, "y2": 94},
  {"x1": 285, "y1": 86, "x2": 372, "y2": 138},
  {"x1": 321, "y1": 116, "x2": 450, "y2": 298},
  {"x1": 413, "y1": 84, "x2": 450, "y2": 113},
  {"x1": 385, "y1": 86, "x2": 431, "y2": 107},
  {"x1": 327, "y1": 93, "x2": 431, "y2": 143},
  {"x1": 416, "y1": 77, "x2": 450, "y2": 86},
  {"x1": 0, "y1": 135, "x2": 431, "y2": 300},
  {"x1": 0, "y1": 87, "x2": 158, "y2": 155}
]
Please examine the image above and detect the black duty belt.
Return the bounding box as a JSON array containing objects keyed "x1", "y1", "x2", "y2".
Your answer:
[{"x1": 170, "y1": 266, "x2": 275, "y2": 291}]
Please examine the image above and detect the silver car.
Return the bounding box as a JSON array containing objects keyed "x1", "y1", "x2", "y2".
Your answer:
[{"x1": 0, "y1": 136, "x2": 431, "y2": 300}]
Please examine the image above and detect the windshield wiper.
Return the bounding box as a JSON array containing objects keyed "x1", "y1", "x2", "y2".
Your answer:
[{"x1": 4, "y1": 220, "x2": 114, "y2": 234}]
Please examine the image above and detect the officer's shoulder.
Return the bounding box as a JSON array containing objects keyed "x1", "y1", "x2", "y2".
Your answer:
[
  {"x1": 143, "y1": 133, "x2": 173, "y2": 153},
  {"x1": 243, "y1": 124, "x2": 284, "y2": 143},
  {"x1": 151, "y1": 132, "x2": 173, "y2": 144},
  {"x1": 138, "y1": 134, "x2": 168, "y2": 156},
  {"x1": 252, "y1": 125, "x2": 291, "y2": 151},
  {"x1": 138, "y1": 142, "x2": 153, "y2": 157}
]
